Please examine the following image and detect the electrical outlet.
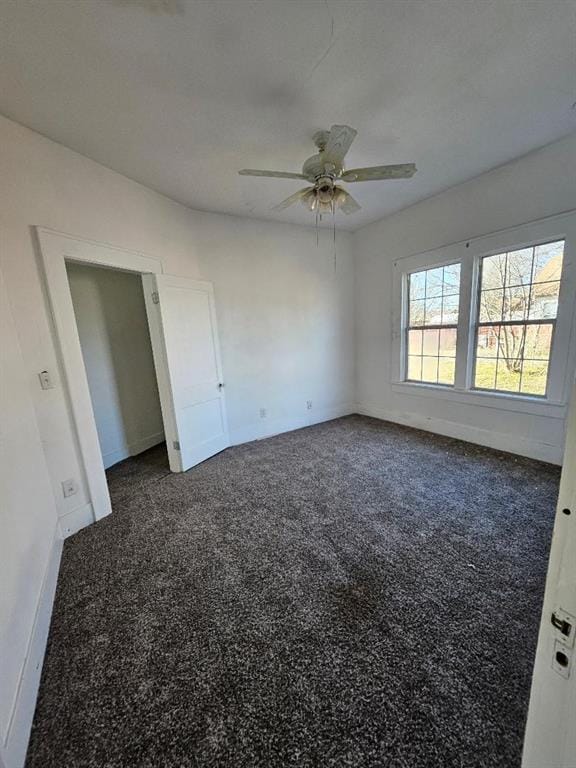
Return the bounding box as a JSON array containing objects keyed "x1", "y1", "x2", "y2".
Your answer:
[
  {"x1": 38, "y1": 370, "x2": 55, "y2": 390},
  {"x1": 61, "y1": 478, "x2": 78, "y2": 498},
  {"x1": 306, "y1": 400, "x2": 313, "y2": 410},
  {"x1": 259, "y1": 408, "x2": 267, "y2": 418}
]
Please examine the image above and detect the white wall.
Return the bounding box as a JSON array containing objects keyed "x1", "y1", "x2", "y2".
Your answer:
[
  {"x1": 0, "y1": 267, "x2": 62, "y2": 768},
  {"x1": 354, "y1": 131, "x2": 576, "y2": 464},
  {"x1": 67, "y1": 263, "x2": 164, "y2": 469},
  {"x1": 0, "y1": 114, "x2": 354, "y2": 531}
]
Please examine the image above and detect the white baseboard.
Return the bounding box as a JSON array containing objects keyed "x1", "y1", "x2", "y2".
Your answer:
[
  {"x1": 229, "y1": 403, "x2": 355, "y2": 447},
  {"x1": 357, "y1": 402, "x2": 563, "y2": 465},
  {"x1": 1, "y1": 528, "x2": 63, "y2": 768},
  {"x1": 57, "y1": 501, "x2": 98, "y2": 538},
  {"x1": 102, "y1": 431, "x2": 165, "y2": 469}
]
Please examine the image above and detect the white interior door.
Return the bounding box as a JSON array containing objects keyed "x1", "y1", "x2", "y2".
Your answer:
[
  {"x1": 522, "y1": 382, "x2": 576, "y2": 767},
  {"x1": 142, "y1": 274, "x2": 229, "y2": 472}
]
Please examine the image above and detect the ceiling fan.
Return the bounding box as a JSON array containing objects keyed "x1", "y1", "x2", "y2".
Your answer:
[{"x1": 239, "y1": 125, "x2": 416, "y2": 217}]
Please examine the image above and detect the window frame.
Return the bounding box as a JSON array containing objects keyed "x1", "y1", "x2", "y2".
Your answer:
[
  {"x1": 404, "y1": 261, "x2": 462, "y2": 388},
  {"x1": 471, "y1": 239, "x2": 563, "y2": 398},
  {"x1": 391, "y1": 210, "x2": 576, "y2": 417}
]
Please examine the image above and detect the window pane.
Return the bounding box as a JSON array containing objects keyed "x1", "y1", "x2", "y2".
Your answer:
[
  {"x1": 528, "y1": 281, "x2": 560, "y2": 320},
  {"x1": 496, "y1": 324, "x2": 525, "y2": 363},
  {"x1": 474, "y1": 241, "x2": 563, "y2": 398},
  {"x1": 475, "y1": 322, "x2": 553, "y2": 397},
  {"x1": 407, "y1": 356, "x2": 422, "y2": 380},
  {"x1": 426, "y1": 267, "x2": 444, "y2": 298},
  {"x1": 481, "y1": 253, "x2": 506, "y2": 289},
  {"x1": 475, "y1": 358, "x2": 497, "y2": 390},
  {"x1": 438, "y1": 358, "x2": 455, "y2": 385},
  {"x1": 406, "y1": 264, "x2": 461, "y2": 388},
  {"x1": 521, "y1": 361, "x2": 549, "y2": 395},
  {"x1": 476, "y1": 326, "x2": 499, "y2": 359},
  {"x1": 442, "y1": 263, "x2": 461, "y2": 295},
  {"x1": 422, "y1": 328, "x2": 439, "y2": 356},
  {"x1": 409, "y1": 299, "x2": 425, "y2": 326},
  {"x1": 408, "y1": 329, "x2": 423, "y2": 356},
  {"x1": 506, "y1": 248, "x2": 534, "y2": 287},
  {"x1": 439, "y1": 327, "x2": 457, "y2": 356},
  {"x1": 421, "y1": 357, "x2": 438, "y2": 382},
  {"x1": 410, "y1": 271, "x2": 426, "y2": 300},
  {"x1": 496, "y1": 359, "x2": 521, "y2": 392},
  {"x1": 533, "y1": 241, "x2": 564, "y2": 283},
  {"x1": 480, "y1": 289, "x2": 503, "y2": 322},
  {"x1": 424, "y1": 297, "x2": 442, "y2": 325},
  {"x1": 524, "y1": 323, "x2": 553, "y2": 360},
  {"x1": 441, "y1": 294, "x2": 459, "y2": 325},
  {"x1": 503, "y1": 286, "x2": 529, "y2": 321}
]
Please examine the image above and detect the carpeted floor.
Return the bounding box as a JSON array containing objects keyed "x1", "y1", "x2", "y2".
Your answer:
[{"x1": 26, "y1": 416, "x2": 559, "y2": 768}]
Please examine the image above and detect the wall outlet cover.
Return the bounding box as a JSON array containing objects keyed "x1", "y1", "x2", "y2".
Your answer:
[
  {"x1": 38, "y1": 370, "x2": 55, "y2": 390},
  {"x1": 61, "y1": 478, "x2": 78, "y2": 498}
]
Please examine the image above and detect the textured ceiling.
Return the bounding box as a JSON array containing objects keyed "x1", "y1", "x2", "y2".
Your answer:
[{"x1": 0, "y1": 0, "x2": 575, "y2": 230}]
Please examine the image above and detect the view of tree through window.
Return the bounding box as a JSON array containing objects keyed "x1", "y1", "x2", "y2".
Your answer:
[
  {"x1": 407, "y1": 263, "x2": 461, "y2": 385},
  {"x1": 474, "y1": 239, "x2": 564, "y2": 395}
]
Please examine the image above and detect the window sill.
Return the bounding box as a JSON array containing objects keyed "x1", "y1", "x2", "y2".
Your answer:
[{"x1": 390, "y1": 380, "x2": 567, "y2": 418}]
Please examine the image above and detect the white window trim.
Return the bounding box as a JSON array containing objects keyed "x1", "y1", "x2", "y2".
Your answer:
[{"x1": 391, "y1": 210, "x2": 576, "y2": 417}]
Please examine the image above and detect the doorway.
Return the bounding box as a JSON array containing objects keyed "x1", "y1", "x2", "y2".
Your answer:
[
  {"x1": 66, "y1": 261, "x2": 166, "y2": 471},
  {"x1": 37, "y1": 228, "x2": 230, "y2": 525}
]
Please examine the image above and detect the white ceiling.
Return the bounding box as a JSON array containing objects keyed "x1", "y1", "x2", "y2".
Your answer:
[{"x1": 1, "y1": 0, "x2": 575, "y2": 230}]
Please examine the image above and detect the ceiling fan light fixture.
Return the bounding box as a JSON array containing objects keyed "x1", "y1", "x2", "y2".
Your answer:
[
  {"x1": 240, "y1": 125, "x2": 417, "y2": 220},
  {"x1": 316, "y1": 176, "x2": 334, "y2": 204},
  {"x1": 307, "y1": 195, "x2": 319, "y2": 212},
  {"x1": 333, "y1": 187, "x2": 347, "y2": 208}
]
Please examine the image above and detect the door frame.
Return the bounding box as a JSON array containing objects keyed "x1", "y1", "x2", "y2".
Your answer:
[
  {"x1": 522, "y1": 380, "x2": 576, "y2": 766},
  {"x1": 36, "y1": 227, "x2": 163, "y2": 523}
]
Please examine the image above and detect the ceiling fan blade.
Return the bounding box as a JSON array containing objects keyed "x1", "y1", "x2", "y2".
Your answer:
[
  {"x1": 342, "y1": 163, "x2": 417, "y2": 182},
  {"x1": 239, "y1": 169, "x2": 308, "y2": 180},
  {"x1": 323, "y1": 125, "x2": 357, "y2": 164},
  {"x1": 272, "y1": 187, "x2": 313, "y2": 211},
  {"x1": 339, "y1": 190, "x2": 361, "y2": 215}
]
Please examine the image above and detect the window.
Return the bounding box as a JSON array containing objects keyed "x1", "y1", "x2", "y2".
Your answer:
[
  {"x1": 406, "y1": 263, "x2": 461, "y2": 385},
  {"x1": 474, "y1": 240, "x2": 564, "y2": 396},
  {"x1": 393, "y1": 212, "x2": 576, "y2": 410}
]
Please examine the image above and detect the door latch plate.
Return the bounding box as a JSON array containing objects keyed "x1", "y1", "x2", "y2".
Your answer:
[
  {"x1": 552, "y1": 640, "x2": 572, "y2": 679},
  {"x1": 551, "y1": 609, "x2": 575, "y2": 648}
]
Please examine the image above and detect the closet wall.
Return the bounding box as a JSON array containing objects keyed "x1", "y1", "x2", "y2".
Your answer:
[{"x1": 67, "y1": 262, "x2": 164, "y2": 469}]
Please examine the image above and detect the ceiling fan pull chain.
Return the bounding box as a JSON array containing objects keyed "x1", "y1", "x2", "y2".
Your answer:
[{"x1": 333, "y1": 201, "x2": 337, "y2": 272}]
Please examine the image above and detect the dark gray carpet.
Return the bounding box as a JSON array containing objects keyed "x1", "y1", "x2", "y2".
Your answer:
[{"x1": 26, "y1": 415, "x2": 559, "y2": 768}]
